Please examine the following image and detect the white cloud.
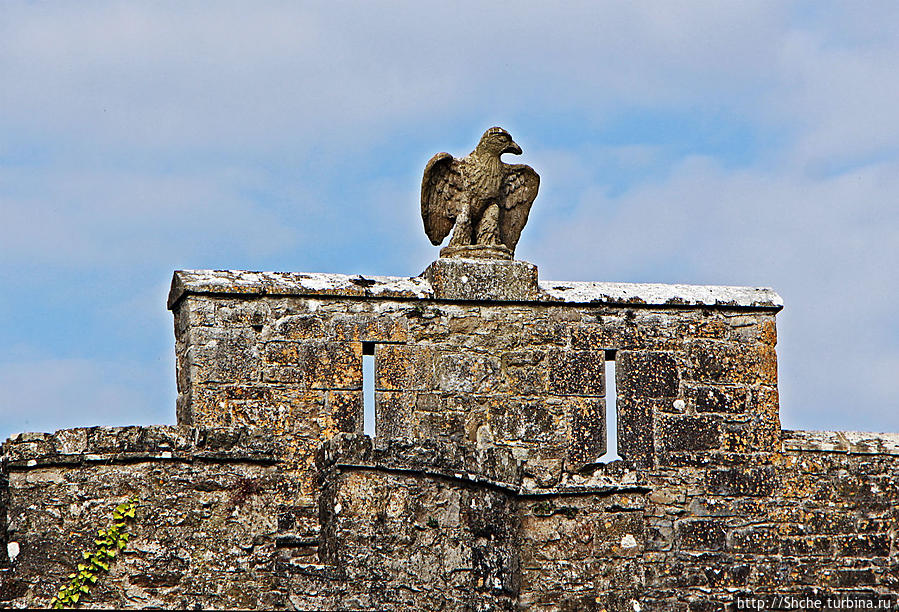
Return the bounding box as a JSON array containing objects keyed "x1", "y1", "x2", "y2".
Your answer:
[
  {"x1": 774, "y1": 29, "x2": 899, "y2": 168},
  {"x1": 0, "y1": 164, "x2": 298, "y2": 267},
  {"x1": 2, "y1": 3, "x2": 896, "y2": 170},
  {"x1": 0, "y1": 3, "x2": 830, "y2": 152}
]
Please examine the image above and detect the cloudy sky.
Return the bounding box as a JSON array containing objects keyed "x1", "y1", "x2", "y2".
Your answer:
[{"x1": 2, "y1": 2, "x2": 897, "y2": 442}]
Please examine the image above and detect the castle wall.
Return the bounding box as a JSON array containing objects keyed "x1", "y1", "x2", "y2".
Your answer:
[
  {"x1": 317, "y1": 435, "x2": 523, "y2": 611},
  {"x1": 2, "y1": 429, "x2": 898, "y2": 609},
  {"x1": 2, "y1": 266, "x2": 897, "y2": 610},
  {"x1": 0, "y1": 427, "x2": 313, "y2": 608},
  {"x1": 629, "y1": 430, "x2": 899, "y2": 608},
  {"x1": 509, "y1": 430, "x2": 899, "y2": 610}
]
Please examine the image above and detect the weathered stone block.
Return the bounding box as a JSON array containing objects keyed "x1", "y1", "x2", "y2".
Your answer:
[
  {"x1": 435, "y1": 352, "x2": 500, "y2": 394},
  {"x1": 502, "y1": 349, "x2": 547, "y2": 396},
  {"x1": 327, "y1": 391, "x2": 363, "y2": 434},
  {"x1": 190, "y1": 385, "x2": 328, "y2": 432},
  {"x1": 192, "y1": 327, "x2": 260, "y2": 384},
  {"x1": 215, "y1": 299, "x2": 270, "y2": 327},
  {"x1": 568, "y1": 320, "x2": 622, "y2": 351},
  {"x1": 521, "y1": 457, "x2": 563, "y2": 488},
  {"x1": 412, "y1": 392, "x2": 443, "y2": 413},
  {"x1": 779, "y1": 535, "x2": 834, "y2": 556},
  {"x1": 759, "y1": 316, "x2": 777, "y2": 346},
  {"x1": 548, "y1": 349, "x2": 604, "y2": 396},
  {"x1": 375, "y1": 391, "x2": 414, "y2": 439},
  {"x1": 520, "y1": 319, "x2": 567, "y2": 346},
  {"x1": 676, "y1": 519, "x2": 727, "y2": 551},
  {"x1": 423, "y1": 257, "x2": 539, "y2": 301},
  {"x1": 835, "y1": 568, "x2": 877, "y2": 587},
  {"x1": 617, "y1": 351, "x2": 679, "y2": 399},
  {"x1": 593, "y1": 512, "x2": 644, "y2": 554},
  {"x1": 266, "y1": 314, "x2": 327, "y2": 340},
  {"x1": 332, "y1": 314, "x2": 408, "y2": 343},
  {"x1": 566, "y1": 397, "x2": 606, "y2": 470},
  {"x1": 375, "y1": 344, "x2": 412, "y2": 390},
  {"x1": 753, "y1": 385, "x2": 781, "y2": 422},
  {"x1": 720, "y1": 418, "x2": 781, "y2": 453},
  {"x1": 488, "y1": 397, "x2": 560, "y2": 445},
  {"x1": 263, "y1": 341, "x2": 362, "y2": 389},
  {"x1": 415, "y1": 408, "x2": 467, "y2": 441},
  {"x1": 705, "y1": 466, "x2": 777, "y2": 497},
  {"x1": 835, "y1": 533, "x2": 891, "y2": 557},
  {"x1": 685, "y1": 340, "x2": 777, "y2": 385},
  {"x1": 569, "y1": 315, "x2": 680, "y2": 352},
  {"x1": 616, "y1": 398, "x2": 656, "y2": 469},
  {"x1": 375, "y1": 345, "x2": 434, "y2": 391},
  {"x1": 678, "y1": 312, "x2": 731, "y2": 341},
  {"x1": 185, "y1": 296, "x2": 215, "y2": 327},
  {"x1": 659, "y1": 416, "x2": 721, "y2": 452},
  {"x1": 684, "y1": 384, "x2": 749, "y2": 413}
]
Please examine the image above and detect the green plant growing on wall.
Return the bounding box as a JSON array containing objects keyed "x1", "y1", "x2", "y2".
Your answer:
[{"x1": 50, "y1": 496, "x2": 139, "y2": 609}]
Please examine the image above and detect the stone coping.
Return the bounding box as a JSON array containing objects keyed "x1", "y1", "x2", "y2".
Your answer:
[
  {"x1": 2, "y1": 428, "x2": 651, "y2": 496},
  {"x1": 782, "y1": 430, "x2": 899, "y2": 455},
  {"x1": 317, "y1": 433, "x2": 523, "y2": 489},
  {"x1": 168, "y1": 268, "x2": 783, "y2": 310},
  {"x1": 1, "y1": 426, "x2": 281, "y2": 468},
  {"x1": 319, "y1": 434, "x2": 650, "y2": 497}
]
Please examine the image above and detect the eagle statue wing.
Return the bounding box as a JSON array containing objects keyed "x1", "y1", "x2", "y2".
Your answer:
[
  {"x1": 421, "y1": 152, "x2": 464, "y2": 246},
  {"x1": 499, "y1": 164, "x2": 540, "y2": 252}
]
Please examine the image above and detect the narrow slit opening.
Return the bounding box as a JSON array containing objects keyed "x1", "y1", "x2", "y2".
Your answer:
[
  {"x1": 362, "y1": 347, "x2": 375, "y2": 437},
  {"x1": 600, "y1": 350, "x2": 621, "y2": 463}
]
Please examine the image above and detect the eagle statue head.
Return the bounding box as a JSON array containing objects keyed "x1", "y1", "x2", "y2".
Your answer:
[{"x1": 475, "y1": 127, "x2": 523, "y2": 157}]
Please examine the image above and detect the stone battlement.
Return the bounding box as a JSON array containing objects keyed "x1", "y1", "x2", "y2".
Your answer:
[
  {"x1": 168, "y1": 267, "x2": 784, "y2": 309},
  {"x1": 2, "y1": 262, "x2": 896, "y2": 610}
]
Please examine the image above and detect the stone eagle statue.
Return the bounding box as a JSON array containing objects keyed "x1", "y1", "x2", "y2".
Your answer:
[{"x1": 421, "y1": 127, "x2": 539, "y2": 260}]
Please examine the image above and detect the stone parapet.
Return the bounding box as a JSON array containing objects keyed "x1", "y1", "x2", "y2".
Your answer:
[
  {"x1": 1, "y1": 426, "x2": 283, "y2": 469},
  {"x1": 1, "y1": 425, "x2": 321, "y2": 608},
  {"x1": 4, "y1": 420, "x2": 897, "y2": 608},
  {"x1": 317, "y1": 433, "x2": 524, "y2": 491},
  {"x1": 24, "y1": 258, "x2": 899, "y2": 610},
  {"x1": 782, "y1": 429, "x2": 899, "y2": 455},
  {"x1": 317, "y1": 433, "x2": 647, "y2": 498},
  {"x1": 168, "y1": 269, "x2": 783, "y2": 309},
  {"x1": 168, "y1": 265, "x2": 784, "y2": 477}
]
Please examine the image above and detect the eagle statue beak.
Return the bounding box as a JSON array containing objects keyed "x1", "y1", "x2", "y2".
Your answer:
[{"x1": 504, "y1": 141, "x2": 522, "y2": 155}]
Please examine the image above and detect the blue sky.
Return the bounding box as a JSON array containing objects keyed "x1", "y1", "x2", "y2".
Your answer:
[{"x1": 2, "y1": 2, "x2": 898, "y2": 441}]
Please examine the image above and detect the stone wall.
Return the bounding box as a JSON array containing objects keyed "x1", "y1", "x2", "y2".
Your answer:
[
  {"x1": 2, "y1": 264, "x2": 897, "y2": 610},
  {"x1": 169, "y1": 267, "x2": 781, "y2": 477},
  {"x1": 3, "y1": 426, "x2": 898, "y2": 609},
  {"x1": 1, "y1": 427, "x2": 292, "y2": 608}
]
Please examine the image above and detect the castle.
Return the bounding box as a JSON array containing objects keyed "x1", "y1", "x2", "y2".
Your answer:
[{"x1": 2, "y1": 255, "x2": 898, "y2": 609}]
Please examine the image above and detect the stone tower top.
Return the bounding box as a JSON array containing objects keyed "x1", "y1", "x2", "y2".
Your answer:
[{"x1": 167, "y1": 264, "x2": 783, "y2": 476}]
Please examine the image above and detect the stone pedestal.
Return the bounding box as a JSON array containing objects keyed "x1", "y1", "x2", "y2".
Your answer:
[
  {"x1": 438, "y1": 244, "x2": 513, "y2": 260},
  {"x1": 422, "y1": 257, "x2": 540, "y2": 301}
]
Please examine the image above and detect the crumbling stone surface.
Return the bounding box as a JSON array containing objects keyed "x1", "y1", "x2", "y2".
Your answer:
[
  {"x1": 2, "y1": 267, "x2": 897, "y2": 609},
  {"x1": 3, "y1": 428, "x2": 899, "y2": 609},
  {"x1": 1, "y1": 427, "x2": 303, "y2": 609},
  {"x1": 4, "y1": 427, "x2": 896, "y2": 609},
  {"x1": 169, "y1": 270, "x2": 783, "y2": 476},
  {"x1": 424, "y1": 257, "x2": 540, "y2": 301}
]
